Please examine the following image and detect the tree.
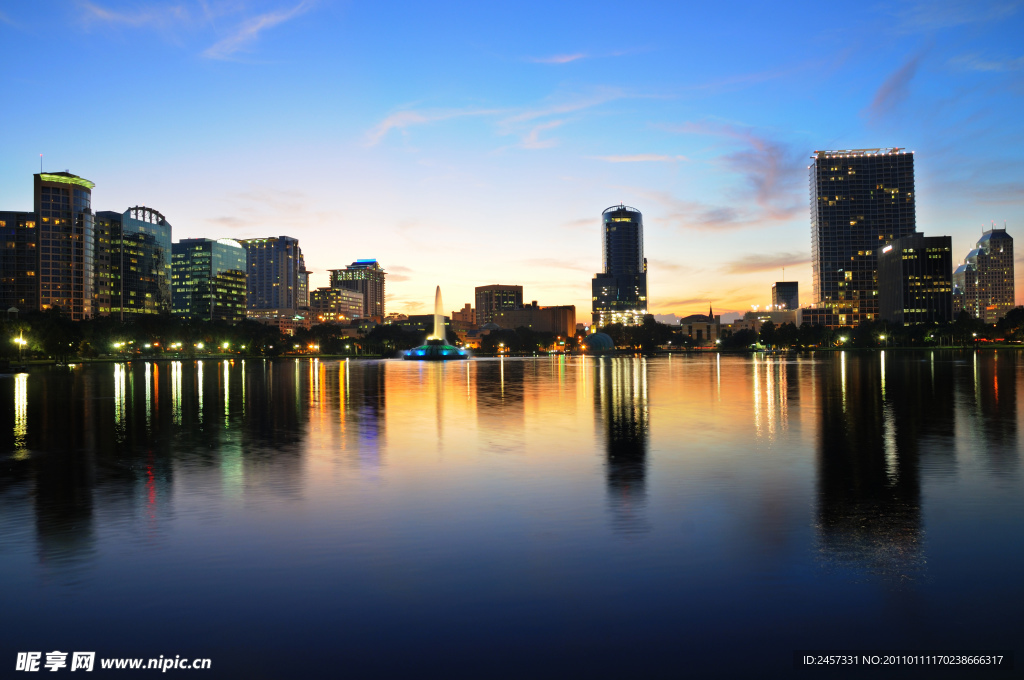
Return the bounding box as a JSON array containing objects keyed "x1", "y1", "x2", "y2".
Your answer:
[{"x1": 758, "y1": 320, "x2": 776, "y2": 348}]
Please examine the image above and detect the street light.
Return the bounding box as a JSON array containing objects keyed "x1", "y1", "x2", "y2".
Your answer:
[
  {"x1": 13, "y1": 334, "x2": 26, "y2": 363},
  {"x1": 222, "y1": 342, "x2": 230, "y2": 350}
]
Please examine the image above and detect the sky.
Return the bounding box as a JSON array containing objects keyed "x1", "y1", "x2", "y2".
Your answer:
[{"x1": 2, "y1": 0, "x2": 1023, "y2": 321}]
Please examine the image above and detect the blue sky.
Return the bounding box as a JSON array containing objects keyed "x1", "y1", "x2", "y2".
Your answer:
[{"x1": 2, "y1": 0, "x2": 1022, "y2": 320}]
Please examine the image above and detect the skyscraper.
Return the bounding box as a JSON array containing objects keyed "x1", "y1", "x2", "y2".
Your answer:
[
  {"x1": 953, "y1": 227, "x2": 1015, "y2": 323},
  {"x1": 95, "y1": 206, "x2": 172, "y2": 319},
  {"x1": 592, "y1": 204, "x2": 647, "y2": 326},
  {"x1": 240, "y1": 236, "x2": 305, "y2": 312},
  {"x1": 0, "y1": 211, "x2": 39, "y2": 313},
  {"x1": 35, "y1": 172, "x2": 95, "y2": 319},
  {"x1": 172, "y1": 238, "x2": 248, "y2": 322},
  {"x1": 877, "y1": 234, "x2": 953, "y2": 325},
  {"x1": 330, "y1": 259, "x2": 386, "y2": 319},
  {"x1": 771, "y1": 282, "x2": 799, "y2": 310},
  {"x1": 809, "y1": 149, "x2": 916, "y2": 326},
  {"x1": 475, "y1": 284, "x2": 523, "y2": 325}
]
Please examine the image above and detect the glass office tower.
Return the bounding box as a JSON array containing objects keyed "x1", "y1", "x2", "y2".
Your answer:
[
  {"x1": 172, "y1": 238, "x2": 248, "y2": 322},
  {"x1": 96, "y1": 206, "x2": 172, "y2": 319},
  {"x1": 34, "y1": 172, "x2": 95, "y2": 319},
  {"x1": 592, "y1": 204, "x2": 647, "y2": 326},
  {"x1": 810, "y1": 148, "x2": 916, "y2": 326}
]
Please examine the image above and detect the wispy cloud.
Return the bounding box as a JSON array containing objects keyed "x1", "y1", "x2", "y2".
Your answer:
[
  {"x1": 529, "y1": 53, "x2": 587, "y2": 64},
  {"x1": 365, "y1": 107, "x2": 502, "y2": 146},
  {"x1": 865, "y1": 52, "x2": 923, "y2": 122},
  {"x1": 502, "y1": 87, "x2": 625, "y2": 125},
  {"x1": 521, "y1": 120, "x2": 564, "y2": 149},
  {"x1": 591, "y1": 154, "x2": 686, "y2": 163},
  {"x1": 203, "y1": 1, "x2": 311, "y2": 60},
  {"x1": 78, "y1": 1, "x2": 191, "y2": 28},
  {"x1": 206, "y1": 216, "x2": 247, "y2": 228},
  {"x1": 722, "y1": 252, "x2": 810, "y2": 275},
  {"x1": 950, "y1": 54, "x2": 1024, "y2": 72},
  {"x1": 894, "y1": 0, "x2": 1022, "y2": 32}
]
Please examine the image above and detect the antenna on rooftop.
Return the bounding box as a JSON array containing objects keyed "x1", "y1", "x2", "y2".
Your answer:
[{"x1": 39, "y1": 154, "x2": 42, "y2": 173}]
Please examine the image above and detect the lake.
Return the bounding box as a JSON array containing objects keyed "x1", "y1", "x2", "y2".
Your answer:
[{"x1": 1, "y1": 353, "x2": 1021, "y2": 678}]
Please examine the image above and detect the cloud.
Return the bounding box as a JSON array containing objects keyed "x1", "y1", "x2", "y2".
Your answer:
[
  {"x1": 647, "y1": 258, "x2": 687, "y2": 273},
  {"x1": 660, "y1": 297, "x2": 716, "y2": 308},
  {"x1": 366, "y1": 107, "x2": 501, "y2": 146},
  {"x1": 206, "y1": 216, "x2": 247, "y2": 228},
  {"x1": 78, "y1": 1, "x2": 191, "y2": 28},
  {"x1": 529, "y1": 53, "x2": 587, "y2": 64},
  {"x1": 950, "y1": 54, "x2": 1024, "y2": 72},
  {"x1": 722, "y1": 252, "x2": 811, "y2": 275},
  {"x1": 591, "y1": 154, "x2": 686, "y2": 163},
  {"x1": 502, "y1": 87, "x2": 625, "y2": 125},
  {"x1": 521, "y1": 120, "x2": 564, "y2": 149},
  {"x1": 894, "y1": 0, "x2": 1022, "y2": 31},
  {"x1": 865, "y1": 53, "x2": 923, "y2": 122},
  {"x1": 203, "y1": 1, "x2": 311, "y2": 60}
]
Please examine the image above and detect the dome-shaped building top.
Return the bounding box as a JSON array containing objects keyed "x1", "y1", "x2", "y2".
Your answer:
[{"x1": 584, "y1": 332, "x2": 615, "y2": 353}]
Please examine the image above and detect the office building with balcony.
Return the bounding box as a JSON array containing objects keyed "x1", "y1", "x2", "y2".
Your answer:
[
  {"x1": 953, "y1": 228, "x2": 1015, "y2": 323},
  {"x1": 35, "y1": 172, "x2": 96, "y2": 319},
  {"x1": 592, "y1": 204, "x2": 647, "y2": 326},
  {"x1": 171, "y1": 238, "x2": 248, "y2": 322},
  {"x1": 330, "y1": 259, "x2": 385, "y2": 319},
  {"x1": 809, "y1": 148, "x2": 916, "y2": 327},
  {"x1": 877, "y1": 234, "x2": 953, "y2": 325},
  {"x1": 475, "y1": 285, "x2": 523, "y2": 325}
]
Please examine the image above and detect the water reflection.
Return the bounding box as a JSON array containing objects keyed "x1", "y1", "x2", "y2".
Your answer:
[{"x1": 596, "y1": 357, "x2": 649, "y2": 535}]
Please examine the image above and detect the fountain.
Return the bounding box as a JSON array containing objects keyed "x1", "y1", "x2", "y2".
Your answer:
[{"x1": 404, "y1": 286, "x2": 470, "y2": 361}]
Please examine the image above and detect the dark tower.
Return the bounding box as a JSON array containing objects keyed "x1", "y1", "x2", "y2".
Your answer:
[{"x1": 592, "y1": 204, "x2": 647, "y2": 326}]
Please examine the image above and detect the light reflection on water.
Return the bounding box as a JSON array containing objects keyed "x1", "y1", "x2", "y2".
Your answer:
[{"x1": 0, "y1": 353, "x2": 1022, "y2": 676}]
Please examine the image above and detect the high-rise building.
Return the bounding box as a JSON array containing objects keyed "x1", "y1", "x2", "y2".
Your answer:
[
  {"x1": 592, "y1": 204, "x2": 647, "y2": 326},
  {"x1": 771, "y1": 282, "x2": 799, "y2": 310},
  {"x1": 475, "y1": 285, "x2": 523, "y2": 325},
  {"x1": 0, "y1": 211, "x2": 39, "y2": 313},
  {"x1": 878, "y1": 234, "x2": 953, "y2": 325},
  {"x1": 809, "y1": 149, "x2": 916, "y2": 327},
  {"x1": 953, "y1": 228, "x2": 1015, "y2": 323},
  {"x1": 171, "y1": 238, "x2": 248, "y2": 322},
  {"x1": 240, "y1": 236, "x2": 305, "y2": 312},
  {"x1": 309, "y1": 286, "x2": 363, "y2": 323},
  {"x1": 330, "y1": 259, "x2": 386, "y2": 319},
  {"x1": 95, "y1": 207, "x2": 172, "y2": 318},
  {"x1": 35, "y1": 172, "x2": 95, "y2": 320}
]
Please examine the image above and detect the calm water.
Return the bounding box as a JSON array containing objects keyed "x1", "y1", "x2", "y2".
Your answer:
[{"x1": 1, "y1": 354, "x2": 1022, "y2": 678}]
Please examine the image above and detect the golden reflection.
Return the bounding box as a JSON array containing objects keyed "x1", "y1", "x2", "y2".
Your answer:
[
  {"x1": 171, "y1": 361, "x2": 182, "y2": 425},
  {"x1": 13, "y1": 373, "x2": 28, "y2": 458},
  {"x1": 241, "y1": 360, "x2": 246, "y2": 417},
  {"x1": 840, "y1": 351, "x2": 847, "y2": 412},
  {"x1": 197, "y1": 360, "x2": 204, "y2": 425},
  {"x1": 114, "y1": 363, "x2": 126, "y2": 435},
  {"x1": 224, "y1": 359, "x2": 230, "y2": 423},
  {"x1": 880, "y1": 350, "x2": 886, "y2": 400}
]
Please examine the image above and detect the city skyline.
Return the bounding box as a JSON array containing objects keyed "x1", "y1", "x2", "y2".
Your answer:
[{"x1": 2, "y1": 1, "x2": 1022, "y2": 321}]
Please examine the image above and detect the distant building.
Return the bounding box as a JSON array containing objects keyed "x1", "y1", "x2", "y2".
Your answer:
[
  {"x1": 241, "y1": 236, "x2": 305, "y2": 312},
  {"x1": 297, "y1": 254, "x2": 310, "y2": 309},
  {"x1": 493, "y1": 302, "x2": 576, "y2": 337},
  {"x1": 771, "y1": 282, "x2": 798, "y2": 311},
  {"x1": 0, "y1": 211, "x2": 38, "y2": 313},
  {"x1": 171, "y1": 238, "x2": 248, "y2": 322},
  {"x1": 592, "y1": 204, "x2": 647, "y2": 326},
  {"x1": 953, "y1": 228, "x2": 1015, "y2": 323},
  {"x1": 310, "y1": 286, "x2": 363, "y2": 324},
  {"x1": 878, "y1": 234, "x2": 953, "y2": 325},
  {"x1": 330, "y1": 259, "x2": 386, "y2": 318},
  {"x1": 452, "y1": 303, "x2": 475, "y2": 324},
  {"x1": 96, "y1": 206, "x2": 173, "y2": 319},
  {"x1": 475, "y1": 285, "x2": 523, "y2": 325},
  {"x1": 35, "y1": 172, "x2": 96, "y2": 319},
  {"x1": 809, "y1": 148, "x2": 916, "y2": 327},
  {"x1": 680, "y1": 307, "x2": 722, "y2": 344}
]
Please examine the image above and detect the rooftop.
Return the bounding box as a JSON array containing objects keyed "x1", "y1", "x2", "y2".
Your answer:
[
  {"x1": 37, "y1": 172, "x2": 95, "y2": 189},
  {"x1": 813, "y1": 148, "x2": 909, "y2": 159}
]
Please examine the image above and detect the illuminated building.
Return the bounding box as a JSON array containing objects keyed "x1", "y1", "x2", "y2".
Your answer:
[
  {"x1": 680, "y1": 307, "x2": 721, "y2": 344},
  {"x1": 771, "y1": 282, "x2": 798, "y2": 310},
  {"x1": 35, "y1": 172, "x2": 96, "y2": 319},
  {"x1": 492, "y1": 303, "x2": 576, "y2": 337},
  {"x1": 877, "y1": 234, "x2": 953, "y2": 324},
  {"x1": 475, "y1": 285, "x2": 523, "y2": 324},
  {"x1": 0, "y1": 211, "x2": 39, "y2": 313},
  {"x1": 95, "y1": 206, "x2": 172, "y2": 318},
  {"x1": 171, "y1": 238, "x2": 247, "y2": 322},
  {"x1": 953, "y1": 227, "x2": 1015, "y2": 323},
  {"x1": 310, "y1": 286, "x2": 363, "y2": 323},
  {"x1": 592, "y1": 204, "x2": 647, "y2": 326},
  {"x1": 809, "y1": 148, "x2": 916, "y2": 327},
  {"x1": 330, "y1": 259, "x2": 386, "y2": 319},
  {"x1": 240, "y1": 236, "x2": 305, "y2": 311}
]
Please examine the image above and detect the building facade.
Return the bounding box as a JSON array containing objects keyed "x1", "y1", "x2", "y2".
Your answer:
[
  {"x1": 330, "y1": 259, "x2": 385, "y2": 319},
  {"x1": 35, "y1": 172, "x2": 96, "y2": 319},
  {"x1": 310, "y1": 286, "x2": 364, "y2": 323},
  {"x1": 952, "y1": 228, "x2": 1015, "y2": 323},
  {"x1": 241, "y1": 236, "x2": 304, "y2": 312},
  {"x1": 171, "y1": 238, "x2": 248, "y2": 322},
  {"x1": 772, "y1": 282, "x2": 799, "y2": 310},
  {"x1": 810, "y1": 149, "x2": 916, "y2": 327},
  {"x1": 452, "y1": 303, "x2": 475, "y2": 324},
  {"x1": 877, "y1": 234, "x2": 953, "y2": 325},
  {"x1": 475, "y1": 285, "x2": 523, "y2": 325},
  {"x1": 492, "y1": 303, "x2": 576, "y2": 337},
  {"x1": 96, "y1": 206, "x2": 173, "y2": 318},
  {"x1": 0, "y1": 211, "x2": 39, "y2": 313},
  {"x1": 592, "y1": 204, "x2": 647, "y2": 326}
]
